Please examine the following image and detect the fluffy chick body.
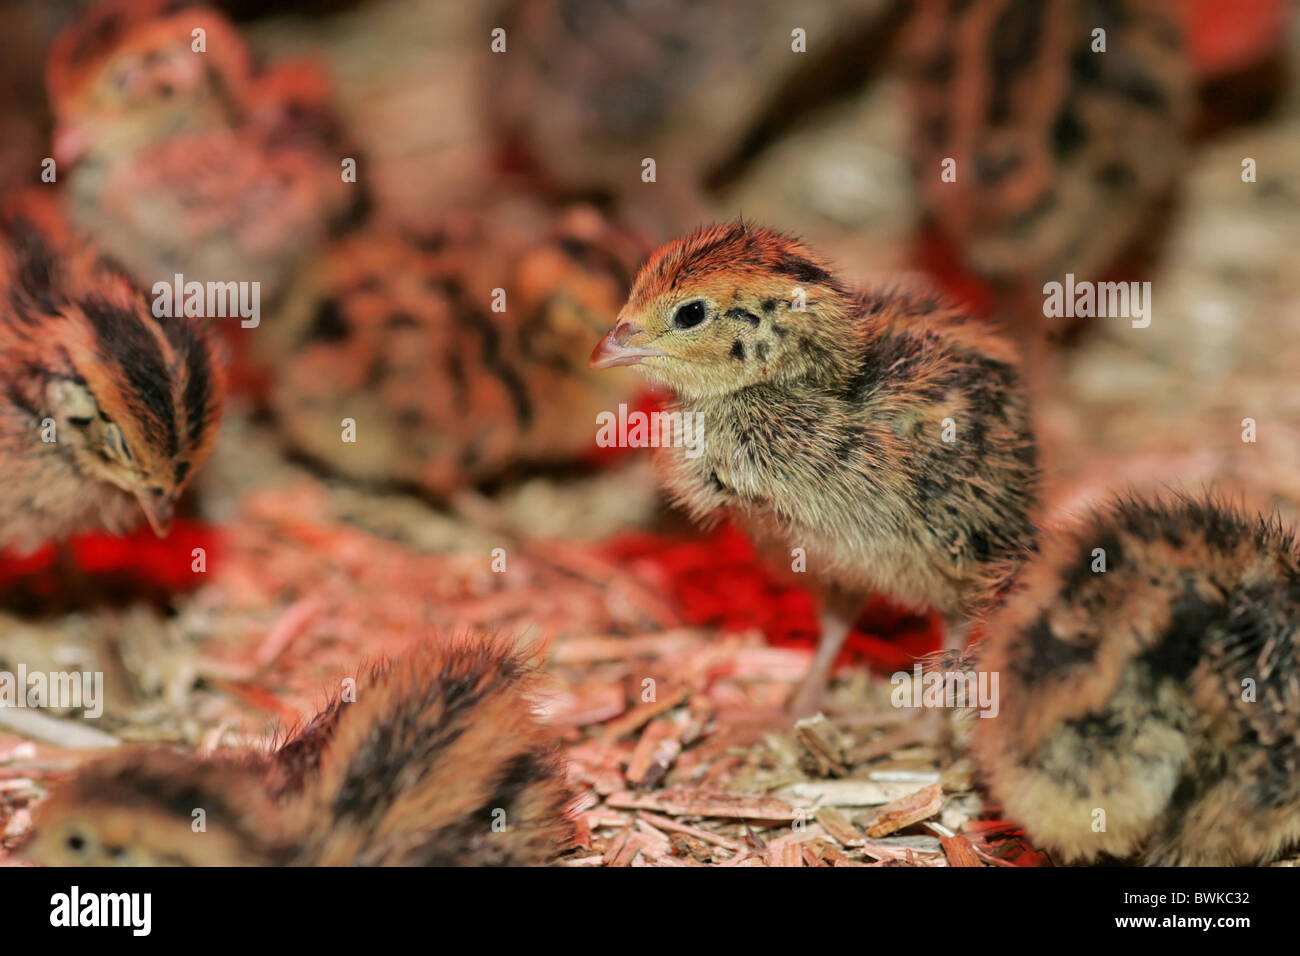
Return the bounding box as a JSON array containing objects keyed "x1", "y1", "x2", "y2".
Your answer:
[
  {"x1": 488, "y1": 0, "x2": 886, "y2": 223},
  {"x1": 23, "y1": 635, "x2": 576, "y2": 866},
  {"x1": 595, "y1": 223, "x2": 1037, "y2": 622},
  {"x1": 908, "y1": 0, "x2": 1192, "y2": 289},
  {"x1": 47, "y1": 0, "x2": 362, "y2": 301},
  {"x1": 263, "y1": 200, "x2": 644, "y2": 496},
  {"x1": 974, "y1": 494, "x2": 1300, "y2": 866},
  {"x1": 0, "y1": 191, "x2": 222, "y2": 552}
]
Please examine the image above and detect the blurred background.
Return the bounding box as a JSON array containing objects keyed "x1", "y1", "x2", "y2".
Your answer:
[{"x1": 1, "y1": 0, "x2": 1298, "y2": 866}]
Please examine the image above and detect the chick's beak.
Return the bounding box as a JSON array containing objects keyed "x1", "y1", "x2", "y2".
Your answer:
[
  {"x1": 51, "y1": 123, "x2": 89, "y2": 167},
  {"x1": 134, "y1": 490, "x2": 176, "y2": 538},
  {"x1": 590, "y1": 321, "x2": 664, "y2": 370}
]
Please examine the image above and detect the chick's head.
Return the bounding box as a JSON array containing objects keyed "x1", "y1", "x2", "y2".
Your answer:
[
  {"x1": 22, "y1": 749, "x2": 279, "y2": 866},
  {"x1": 44, "y1": 278, "x2": 224, "y2": 537},
  {"x1": 591, "y1": 222, "x2": 857, "y2": 400},
  {"x1": 47, "y1": 1, "x2": 251, "y2": 168}
]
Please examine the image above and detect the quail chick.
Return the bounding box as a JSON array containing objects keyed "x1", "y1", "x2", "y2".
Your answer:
[
  {"x1": 46, "y1": 0, "x2": 362, "y2": 301},
  {"x1": 973, "y1": 493, "x2": 1300, "y2": 866},
  {"x1": 22, "y1": 635, "x2": 576, "y2": 866},
  {"x1": 0, "y1": 191, "x2": 224, "y2": 553},
  {"x1": 487, "y1": 0, "x2": 888, "y2": 226},
  {"x1": 261, "y1": 200, "x2": 645, "y2": 496},
  {"x1": 591, "y1": 222, "x2": 1037, "y2": 715},
  {"x1": 907, "y1": 0, "x2": 1192, "y2": 293}
]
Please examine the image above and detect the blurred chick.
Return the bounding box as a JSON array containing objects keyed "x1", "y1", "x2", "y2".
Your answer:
[
  {"x1": 23, "y1": 635, "x2": 576, "y2": 866},
  {"x1": 592, "y1": 222, "x2": 1037, "y2": 715},
  {"x1": 908, "y1": 0, "x2": 1192, "y2": 293},
  {"x1": 0, "y1": 191, "x2": 223, "y2": 553},
  {"x1": 974, "y1": 494, "x2": 1300, "y2": 866},
  {"x1": 487, "y1": 0, "x2": 887, "y2": 226},
  {"x1": 261, "y1": 199, "x2": 645, "y2": 496},
  {"x1": 46, "y1": 0, "x2": 362, "y2": 301}
]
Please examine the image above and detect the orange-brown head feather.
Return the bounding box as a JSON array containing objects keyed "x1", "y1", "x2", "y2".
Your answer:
[{"x1": 592, "y1": 222, "x2": 863, "y2": 399}]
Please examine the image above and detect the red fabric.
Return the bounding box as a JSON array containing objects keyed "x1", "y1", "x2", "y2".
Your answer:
[
  {"x1": 0, "y1": 520, "x2": 219, "y2": 593},
  {"x1": 603, "y1": 523, "x2": 941, "y2": 672}
]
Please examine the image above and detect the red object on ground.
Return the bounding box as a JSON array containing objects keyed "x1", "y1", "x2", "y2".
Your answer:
[
  {"x1": 0, "y1": 520, "x2": 220, "y2": 594},
  {"x1": 604, "y1": 523, "x2": 941, "y2": 673},
  {"x1": 68, "y1": 520, "x2": 220, "y2": 592}
]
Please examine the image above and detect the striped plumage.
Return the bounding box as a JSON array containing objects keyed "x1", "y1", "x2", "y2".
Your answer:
[
  {"x1": 262, "y1": 201, "x2": 644, "y2": 496},
  {"x1": 974, "y1": 494, "x2": 1300, "y2": 866},
  {"x1": 23, "y1": 636, "x2": 577, "y2": 867},
  {"x1": 0, "y1": 191, "x2": 223, "y2": 551},
  {"x1": 288, "y1": 638, "x2": 576, "y2": 866},
  {"x1": 908, "y1": 0, "x2": 1192, "y2": 288}
]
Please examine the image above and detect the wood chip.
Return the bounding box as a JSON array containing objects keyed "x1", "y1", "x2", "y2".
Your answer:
[
  {"x1": 766, "y1": 834, "x2": 806, "y2": 867},
  {"x1": 607, "y1": 787, "x2": 799, "y2": 821},
  {"x1": 601, "y1": 686, "x2": 690, "y2": 743},
  {"x1": 553, "y1": 630, "x2": 709, "y2": 664},
  {"x1": 636, "y1": 810, "x2": 743, "y2": 851},
  {"x1": 777, "y1": 779, "x2": 916, "y2": 807},
  {"x1": 0, "y1": 708, "x2": 119, "y2": 750},
  {"x1": 864, "y1": 783, "x2": 944, "y2": 837},
  {"x1": 940, "y1": 834, "x2": 983, "y2": 867},
  {"x1": 846, "y1": 719, "x2": 932, "y2": 764},
  {"x1": 815, "y1": 807, "x2": 866, "y2": 847},
  {"x1": 794, "y1": 714, "x2": 849, "y2": 777},
  {"x1": 625, "y1": 718, "x2": 683, "y2": 788}
]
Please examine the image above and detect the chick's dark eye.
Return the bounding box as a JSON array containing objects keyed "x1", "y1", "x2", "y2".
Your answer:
[
  {"x1": 673, "y1": 300, "x2": 706, "y2": 330},
  {"x1": 66, "y1": 832, "x2": 86, "y2": 853}
]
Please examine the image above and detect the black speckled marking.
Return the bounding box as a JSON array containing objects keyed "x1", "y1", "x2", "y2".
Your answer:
[
  {"x1": 974, "y1": 148, "x2": 1024, "y2": 185},
  {"x1": 1095, "y1": 162, "x2": 1136, "y2": 189},
  {"x1": 384, "y1": 311, "x2": 420, "y2": 329},
  {"x1": 987, "y1": 0, "x2": 1045, "y2": 125},
  {"x1": 1061, "y1": 531, "x2": 1124, "y2": 601},
  {"x1": 755, "y1": 341, "x2": 769, "y2": 362},
  {"x1": 1012, "y1": 613, "x2": 1099, "y2": 688},
  {"x1": 775, "y1": 253, "x2": 832, "y2": 286},
  {"x1": 1139, "y1": 591, "x2": 1221, "y2": 683},
  {"x1": 1051, "y1": 104, "x2": 1088, "y2": 159},
  {"x1": 730, "y1": 339, "x2": 745, "y2": 361},
  {"x1": 761, "y1": 298, "x2": 778, "y2": 314},
  {"x1": 726, "y1": 307, "x2": 761, "y2": 327},
  {"x1": 303, "y1": 298, "x2": 351, "y2": 343}
]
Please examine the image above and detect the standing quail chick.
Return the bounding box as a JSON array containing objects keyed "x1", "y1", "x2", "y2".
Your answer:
[
  {"x1": 262, "y1": 200, "x2": 645, "y2": 496},
  {"x1": 46, "y1": 0, "x2": 361, "y2": 301},
  {"x1": 973, "y1": 493, "x2": 1300, "y2": 866},
  {"x1": 908, "y1": 0, "x2": 1192, "y2": 292},
  {"x1": 0, "y1": 191, "x2": 223, "y2": 553},
  {"x1": 592, "y1": 222, "x2": 1037, "y2": 714},
  {"x1": 22, "y1": 635, "x2": 577, "y2": 866}
]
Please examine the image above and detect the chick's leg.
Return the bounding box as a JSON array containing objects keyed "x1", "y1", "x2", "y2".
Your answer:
[
  {"x1": 937, "y1": 610, "x2": 975, "y2": 764},
  {"x1": 941, "y1": 611, "x2": 972, "y2": 661},
  {"x1": 790, "y1": 589, "x2": 864, "y2": 718}
]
